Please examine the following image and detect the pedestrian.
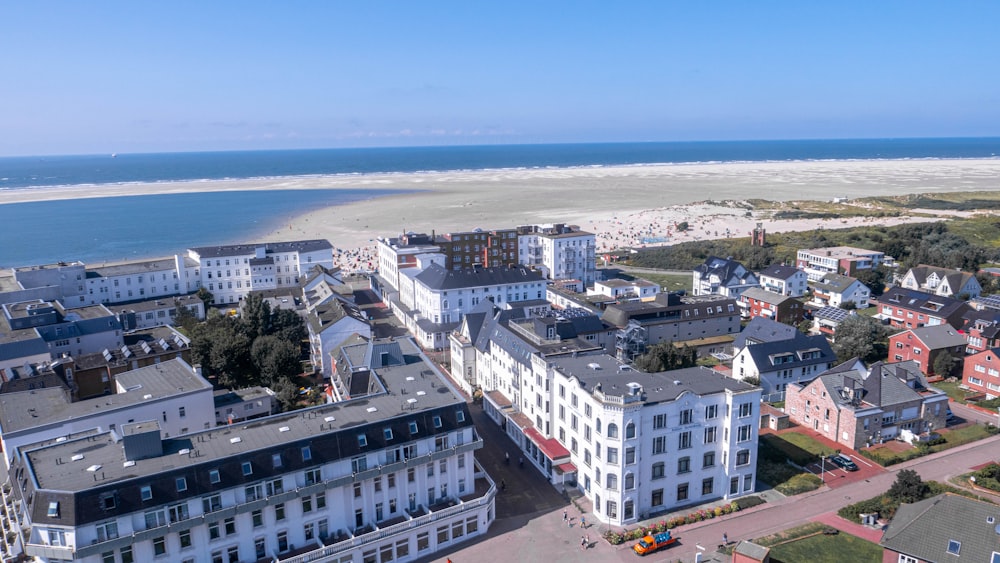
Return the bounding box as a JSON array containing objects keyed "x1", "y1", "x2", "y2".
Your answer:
[
  {"x1": 586, "y1": 534, "x2": 590, "y2": 547},
  {"x1": 500, "y1": 479, "x2": 506, "y2": 491},
  {"x1": 580, "y1": 516, "x2": 586, "y2": 529},
  {"x1": 723, "y1": 532, "x2": 729, "y2": 545},
  {"x1": 581, "y1": 536, "x2": 586, "y2": 550},
  {"x1": 519, "y1": 456, "x2": 524, "y2": 468},
  {"x1": 563, "y1": 510, "x2": 568, "y2": 522},
  {"x1": 505, "y1": 452, "x2": 510, "y2": 464}
]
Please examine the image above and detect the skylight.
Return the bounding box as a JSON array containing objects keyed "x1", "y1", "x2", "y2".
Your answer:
[{"x1": 948, "y1": 540, "x2": 961, "y2": 555}]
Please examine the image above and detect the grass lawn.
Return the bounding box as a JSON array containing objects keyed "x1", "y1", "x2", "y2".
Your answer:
[
  {"x1": 768, "y1": 532, "x2": 882, "y2": 563},
  {"x1": 761, "y1": 433, "x2": 829, "y2": 466},
  {"x1": 934, "y1": 380, "x2": 975, "y2": 404},
  {"x1": 862, "y1": 424, "x2": 997, "y2": 465},
  {"x1": 779, "y1": 432, "x2": 838, "y2": 458},
  {"x1": 626, "y1": 272, "x2": 692, "y2": 293}
]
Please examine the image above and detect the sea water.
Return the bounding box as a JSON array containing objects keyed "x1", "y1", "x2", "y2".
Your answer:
[{"x1": 1, "y1": 138, "x2": 998, "y2": 267}]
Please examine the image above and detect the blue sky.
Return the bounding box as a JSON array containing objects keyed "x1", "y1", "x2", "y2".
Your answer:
[{"x1": 2, "y1": 2, "x2": 999, "y2": 155}]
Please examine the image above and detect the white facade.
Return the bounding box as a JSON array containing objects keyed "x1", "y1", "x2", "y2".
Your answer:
[
  {"x1": 542, "y1": 357, "x2": 761, "y2": 525},
  {"x1": 188, "y1": 240, "x2": 334, "y2": 305},
  {"x1": 758, "y1": 268, "x2": 809, "y2": 298},
  {"x1": 589, "y1": 279, "x2": 660, "y2": 301},
  {"x1": 519, "y1": 226, "x2": 597, "y2": 287}
]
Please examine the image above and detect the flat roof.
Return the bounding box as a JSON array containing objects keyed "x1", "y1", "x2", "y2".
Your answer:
[
  {"x1": 25, "y1": 338, "x2": 466, "y2": 492},
  {"x1": 86, "y1": 257, "x2": 178, "y2": 278},
  {"x1": 0, "y1": 358, "x2": 209, "y2": 435}
]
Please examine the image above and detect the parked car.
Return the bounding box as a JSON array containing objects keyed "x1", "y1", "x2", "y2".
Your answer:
[
  {"x1": 634, "y1": 531, "x2": 678, "y2": 556},
  {"x1": 830, "y1": 453, "x2": 858, "y2": 471}
]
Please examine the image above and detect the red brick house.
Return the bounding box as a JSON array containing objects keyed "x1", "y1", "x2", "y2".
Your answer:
[
  {"x1": 876, "y1": 287, "x2": 973, "y2": 330},
  {"x1": 961, "y1": 347, "x2": 1000, "y2": 398},
  {"x1": 739, "y1": 287, "x2": 804, "y2": 324},
  {"x1": 887, "y1": 325, "x2": 966, "y2": 377},
  {"x1": 785, "y1": 359, "x2": 949, "y2": 450},
  {"x1": 960, "y1": 309, "x2": 1000, "y2": 354}
]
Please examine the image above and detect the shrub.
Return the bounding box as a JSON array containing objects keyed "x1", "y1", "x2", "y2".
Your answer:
[
  {"x1": 775, "y1": 473, "x2": 822, "y2": 496},
  {"x1": 734, "y1": 496, "x2": 767, "y2": 510}
]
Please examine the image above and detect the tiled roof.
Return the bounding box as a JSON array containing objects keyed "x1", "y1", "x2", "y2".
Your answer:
[{"x1": 881, "y1": 494, "x2": 1000, "y2": 561}]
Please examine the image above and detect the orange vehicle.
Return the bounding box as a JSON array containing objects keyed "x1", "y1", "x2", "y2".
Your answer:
[{"x1": 633, "y1": 530, "x2": 677, "y2": 555}]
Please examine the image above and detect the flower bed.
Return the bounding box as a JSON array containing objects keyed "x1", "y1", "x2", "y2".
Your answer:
[{"x1": 603, "y1": 501, "x2": 742, "y2": 545}]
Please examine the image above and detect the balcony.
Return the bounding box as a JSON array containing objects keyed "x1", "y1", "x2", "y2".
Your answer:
[{"x1": 276, "y1": 466, "x2": 496, "y2": 563}]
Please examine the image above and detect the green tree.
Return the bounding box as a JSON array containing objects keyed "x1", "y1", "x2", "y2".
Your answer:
[
  {"x1": 633, "y1": 342, "x2": 698, "y2": 373},
  {"x1": 196, "y1": 287, "x2": 215, "y2": 307},
  {"x1": 887, "y1": 469, "x2": 929, "y2": 505},
  {"x1": 172, "y1": 300, "x2": 200, "y2": 333},
  {"x1": 270, "y1": 308, "x2": 307, "y2": 343},
  {"x1": 854, "y1": 266, "x2": 888, "y2": 298},
  {"x1": 209, "y1": 329, "x2": 253, "y2": 388},
  {"x1": 251, "y1": 335, "x2": 302, "y2": 386},
  {"x1": 932, "y1": 351, "x2": 958, "y2": 377},
  {"x1": 241, "y1": 293, "x2": 272, "y2": 341},
  {"x1": 833, "y1": 315, "x2": 887, "y2": 363}
]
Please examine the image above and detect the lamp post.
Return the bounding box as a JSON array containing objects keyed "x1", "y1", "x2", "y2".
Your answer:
[{"x1": 820, "y1": 455, "x2": 826, "y2": 483}]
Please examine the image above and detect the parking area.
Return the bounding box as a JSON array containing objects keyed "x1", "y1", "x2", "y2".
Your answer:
[{"x1": 803, "y1": 452, "x2": 883, "y2": 488}]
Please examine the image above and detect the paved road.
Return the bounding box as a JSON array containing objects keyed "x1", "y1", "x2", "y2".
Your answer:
[
  {"x1": 422, "y1": 428, "x2": 1000, "y2": 563},
  {"x1": 950, "y1": 400, "x2": 999, "y2": 427}
]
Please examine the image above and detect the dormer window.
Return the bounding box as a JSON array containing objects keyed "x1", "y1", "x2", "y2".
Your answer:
[
  {"x1": 358, "y1": 434, "x2": 368, "y2": 447},
  {"x1": 47, "y1": 502, "x2": 59, "y2": 518},
  {"x1": 947, "y1": 540, "x2": 961, "y2": 555},
  {"x1": 384, "y1": 428, "x2": 393, "y2": 440}
]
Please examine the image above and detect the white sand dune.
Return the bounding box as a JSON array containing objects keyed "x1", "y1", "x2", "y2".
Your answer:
[{"x1": 3, "y1": 158, "x2": 999, "y2": 272}]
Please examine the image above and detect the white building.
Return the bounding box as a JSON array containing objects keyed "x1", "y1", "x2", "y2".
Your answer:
[
  {"x1": 187, "y1": 240, "x2": 334, "y2": 305},
  {"x1": 0, "y1": 300, "x2": 124, "y2": 373},
  {"x1": 397, "y1": 263, "x2": 546, "y2": 349},
  {"x1": 0, "y1": 338, "x2": 495, "y2": 563},
  {"x1": 809, "y1": 273, "x2": 871, "y2": 309},
  {"x1": 732, "y1": 320, "x2": 836, "y2": 401},
  {"x1": 0, "y1": 358, "x2": 214, "y2": 468},
  {"x1": 497, "y1": 354, "x2": 760, "y2": 525},
  {"x1": 795, "y1": 246, "x2": 885, "y2": 281},
  {"x1": 588, "y1": 278, "x2": 660, "y2": 301},
  {"x1": 758, "y1": 264, "x2": 809, "y2": 298},
  {"x1": 518, "y1": 224, "x2": 597, "y2": 287},
  {"x1": 375, "y1": 233, "x2": 443, "y2": 293},
  {"x1": 692, "y1": 257, "x2": 760, "y2": 299}
]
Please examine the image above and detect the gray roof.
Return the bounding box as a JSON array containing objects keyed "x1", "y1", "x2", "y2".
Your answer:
[
  {"x1": 0, "y1": 358, "x2": 210, "y2": 435},
  {"x1": 414, "y1": 263, "x2": 544, "y2": 290},
  {"x1": 879, "y1": 287, "x2": 972, "y2": 327},
  {"x1": 906, "y1": 264, "x2": 977, "y2": 292},
  {"x1": 734, "y1": 317, "x2": 800, "y2": 348},
  {"x1": 759, "y1": 264, "x2": 801, "y2": 280},
  {"x1": 741, "y1": 287, "x2": 796, "y2": 305},
  {"x1": 693, "y1": 256, "x2": 757, "y2": 286},
  {"x1": 549, "y1": 354, "x2": 759, "y2": 404},
  {"x1": 602, "y1": 292, "x2": 737, "y2": 328},
  {"x1": 803, "y1": 359, "x2": 943, "y2": 411},
  {"x1": 881, "y1": 494, "x2": 1000, "y2": 561},
  {"x1": 189, "y1": 239, "x2": 332, "y2": 258},
  {"x1": 16, "y1": 337, "x2": 471, "y2": 528},
  {"x1": 810, "y1": 273, "x2": 861, "y2": 294},
  {"x1": 86, "y1": 257, "x2": 179, "y2": 278},
  {"x1": 740, "y1": 331, "x2": 835, "y2": 372},
  {"x1": 901, "y1": 325, "x2": 967, "y2": 350}
]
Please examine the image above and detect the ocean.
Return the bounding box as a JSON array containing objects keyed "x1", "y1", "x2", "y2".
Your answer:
[{"x1": 2, "y1": 138, "x2": 999, "y2": 268}]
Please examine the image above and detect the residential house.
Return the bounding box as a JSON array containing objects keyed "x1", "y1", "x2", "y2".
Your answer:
[
  {"x1": 960, "y1": 309, "x2": 1000, "y2": 354},
  {"x1": 961, "y1": 347, "x2": 1000, "y2": 398},
  {"x1": 900, "y1": 264, "x2": 982, "y2": 299},
  {"x1": 888, "y1": 326, "x2": 967, "y2": 377},
  {"x1": 0, "y1": 300, "x2": 124, "y2": 373},
  {"x1": 785, "y1": 359, "x2": 949, "y2": 450},
  {"x1": 732, "y1": 324, "x2": 835, "y2": 401},
  {"x1": 692, "y1": 256, "x2": 760, "y2": 299},
  {"x1": 880, "y1": 494, "x2": 1000, "y2": 563},
  {"x1": 795, "y1": 246, "x2": 885, "y2": 281},
  {"x1": 811, "y1": 306, "x2": 853, "y2": 341},
  {"x1": 518, "y1": 224, "x2": 597, "y2": 286},
  {"x1": 758, "y1": 264, "x2": 808, "y2": 297},
  {"x1": 739, "y1": 287, "x2": 805, "y2": 324},
  {"x1": 809, "y1": 273, "x2": 871, "y2": 309},
  {"x1": 213, "y1": 386, "x2": 279, "y2": 424},
  {"x1": 876, "y1": 286, "x2": 973, "y2": 330}
]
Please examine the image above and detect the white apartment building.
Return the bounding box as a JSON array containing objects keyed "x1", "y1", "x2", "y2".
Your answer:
[
  {"x1": 518, "y1": 224, "x2": 597, "y2": 287},
  {"x1": 795, "y1": 246, "x2": 885, "y2": 281},
  {"x1": 758, "y1": 264, "x2": 809, "y2": 298},
  {"x1": 398, "y1": 263, "x2": 546, "y2": 349},
  {"x1": 375, "y1": 234, "x2": 443, "y2": 293},
  {"x1": 187, "y1": 240, "x2": 334, "y2": 305},
  {"x1": 0, "y1": 358, "x2": 214, "y2": 468},
  {"x1": 1, "y1": 338, "x2": 494, "y2": 563},
  {"x1": 493, "y1": 354, "x2": 760, "y2": 526},
  {"x1": 588, "y1": 278, "x2": 660, "y2": 301}
]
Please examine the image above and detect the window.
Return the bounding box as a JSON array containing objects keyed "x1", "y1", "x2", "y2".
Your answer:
[
  {"x1": 731, "y1": 477, "x2": 740, "y2": 495},
  {"x1": 275, "y1": 503, "x2": 285, "y2": 521},
  {"x1": 652, "y1": 489, "x2": 664, "y2": 507},
  {"x1": 305, "y1": 468, "x2": 322, "y2": 485},
  {"x1": 302, "y1": 445, "x2": 312, "y2": 461},
  {"x1": 224, "y1": 517, "x2": 236, "y2": 535},
  {"x1": 739, "y1": 402, "x2": 752, "y2": 417},
  {"x1": 607, "y1": 423, "x2": 619, "y2": 438},
  {"x1": 738, "y1": 424, "x2": 752, "y2": 442},
  {"x1": 153, "y1": 536, "x2": 166, "y2": 557},
  {"x1": 678, "y1": 431, "x2": 692, "y2": 449},
  {"x1": 358, "y1": 434, "x2": 368, "y2": 447},
  {"x1": 947, "y1": 540, "x2": 961, "y2": 555},
  {"x1": 209, "y1": 521, "x2": 220, "y2": 540},
  {"x1": 242, "y1": 462, "x2": 253, "y2": 476},
  {"x1": 352, "y1": 456, "x2": 368, "y2": 473},
  {"x1": 652, "y1": 462, "x2": 665, "y2": 479},
  {"x1": 625, "y1": 473, "x2": 635, "y2": 490},
  {"x1": 625, "y1": 422, "x2": 636, "y2": 439},
  {"x1": 252, "y1": 510, "x2": 263, "y2": 527},
  {"x1": 702, "y1": 478, "x2": 714, "y2": 495},
  {"x1": 678, "y1": 456, "x2": 691, "y2": 474},
  {"x1": 677, "y1": 483, "x2": 689, "y2": 501},
  {"x1": 168, "y1": 503, "x2": 189, "y2": 523},
  {"x1": 272, "y1": 453, "x2": 283, "y2": 468},
  {"x1": 703, "y1": 452, "x2": 716, "y2": 468},
  {"x1": 898, "y1": 556, "x2": 918, "y2": 563},
  {"x1": 409, "y1": 421, "x2": 419, "y2": 434},
  {"x1": 384, "y1": 428, "x2": 393, "y2": 440},
  {"x1": 245, "y1": 483, "x2": 263, "y2": 502},
  {"x1": 704, "y1": 426, "x2": 717, "y2": 444},
  {"x1": 176, "y1": 477, "x2": 187, "y2": 492},
  {"x1": 744, "y1": 473, "x2": 753, "y2": 492},
  {"x1": 736, "y1": 449, "x2": 751, "y2": 466},
  {"x1": 266, "y1": 478, "x2": 283, "y2": 496},
  {"x1": 680, "y1": 409, "x2": 693, "y2": 425},
  {"x1": 96, "y1": 521, "x2": 119, "y2": 541},
  {"x1": 179, "y1": 529, "x2": 192, "y2": 548},
  {"x1": 433, "y1": 416, "x2": 442, "y2": 428},
  {"x1": 625, "y1": 447, "x2": 636, "y2": 464},
  {"x1": 607, "y1": 473, "x2": 618, "y2": 490},
  {"x1": 203, "y1": 494, "x2": 222, "y2": 513},
  {"x1": 209, "y1": 469, "x2": 221, "y2": 484},
  {"x1": 652, "y1": 436, "x2": 667, "y2": 454}
]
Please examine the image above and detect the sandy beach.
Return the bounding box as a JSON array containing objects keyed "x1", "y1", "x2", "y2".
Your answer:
[{"x1": 3, "y1": 158, "x2": 999, "y2": 272}]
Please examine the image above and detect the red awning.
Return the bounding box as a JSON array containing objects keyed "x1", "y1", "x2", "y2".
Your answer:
[{"x1": 524, "y1": 427, "x2": 571, "y2": 461}]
